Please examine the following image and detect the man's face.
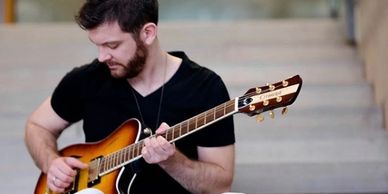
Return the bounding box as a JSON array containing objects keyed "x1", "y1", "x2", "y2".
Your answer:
[{"x1": 88, "y1": 21, "x2": 147, "y2": 79}]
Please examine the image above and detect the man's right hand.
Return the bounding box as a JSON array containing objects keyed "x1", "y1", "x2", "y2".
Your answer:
[{"x1": 47, "y1": 157, "x2": 88, "y2": 193}]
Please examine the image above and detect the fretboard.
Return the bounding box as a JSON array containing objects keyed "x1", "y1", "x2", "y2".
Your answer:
[{"x1": 98, "y1": 98, "x2": 237, "y2": 176}]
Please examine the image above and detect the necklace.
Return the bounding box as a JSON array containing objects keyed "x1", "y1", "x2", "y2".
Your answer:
[{"x1": 130, "y1": 53, "x2": 168, "y2": 134}]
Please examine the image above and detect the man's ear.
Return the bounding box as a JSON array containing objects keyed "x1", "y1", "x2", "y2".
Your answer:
[{"x1": 139, "y1": 23, "x2": 157, "y2": 45}]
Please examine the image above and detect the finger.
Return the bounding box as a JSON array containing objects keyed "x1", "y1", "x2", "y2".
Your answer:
[
  {"x1": 49, "y1": 175, "x2": 66, "y2": 193},
  {"x1": 153, "y1": 136, "x2": 169, "y2": 153},
  {"x1": 51, "y1": 165, "x2": 75, "y2": 185},
  {"x1": 158, "y1": 136, "x2": 175, "y2": 154},
  {"x1": 155, "y1": 122, "x2": 170, "y2": 134},
  {"x1": 48, "y1": 158, "x2": 73, "y2": 184},
  {"x1": 51, "y1": 157, "x2": 80, "y2": 185}
]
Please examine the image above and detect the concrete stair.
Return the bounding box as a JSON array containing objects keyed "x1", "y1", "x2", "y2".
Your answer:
[
  {"x1": 160, "y1": 19, "x2": 388, "y2": 193},
  {"x1": 1, "y1": 19, "x2": 387, "y2": 194}
]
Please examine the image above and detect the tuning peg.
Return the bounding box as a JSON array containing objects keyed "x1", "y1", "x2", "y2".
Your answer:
[
  {"x1": 269, "y1": 110, "x2": 275, "y2": 119},
  {"x1": 143, "y1": 128, "x2": 152, "y2": 135},
  {"x1": 282, "y1": 80, "x2": 289, "y2": 87},
  {"x1": 256, "y1": 114, "x2": 264, "y2": 123},
  {"x1": 276, "y1": 96, "x2": 282, "y2": 102},
  {"x1": 255, "y1": 87, "x2": 262, "y2": 94},
  {"x1": 249, "y1": 104, "x2": 256, "y2": 111},
  {"x1": 269, "y1": 84, "x2": 275, "y2": 91},
  {"x1": 281, "y1": 107, "x2": 288, "y2": 116}
]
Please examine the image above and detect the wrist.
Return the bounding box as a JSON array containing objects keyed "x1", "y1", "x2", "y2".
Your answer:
[
  {"x1": 43, "y1": 151, "x2": 59, "y2": 173},
  {"x1": 159, "y1": 150, "x2": 187, "y2": 170}
]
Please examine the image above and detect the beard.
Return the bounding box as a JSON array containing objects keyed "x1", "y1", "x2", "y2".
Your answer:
[{"x1": 109, "y1": 40, "x2": 148, "y2": 79}]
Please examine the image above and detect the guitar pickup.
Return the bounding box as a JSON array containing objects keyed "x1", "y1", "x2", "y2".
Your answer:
[{"x1": 87, "y1": 156, "x2": 102, "y2": 187}]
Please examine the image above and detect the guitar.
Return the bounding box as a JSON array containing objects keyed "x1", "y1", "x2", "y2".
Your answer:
[{"x1": 34, "y1": 75, "x2": 303, "y2": 194}]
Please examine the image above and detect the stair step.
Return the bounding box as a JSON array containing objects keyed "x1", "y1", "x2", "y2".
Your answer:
[
  {"x1": 160, "y1": 19, "x2": 348, "y2": 46},
  {"x1": 233, "y1": 162, "x2": 388, "y2": 194},
  {"x1": 234, "y1": 106, "x2": 383, "y2": 132},
  {"x1": 235, "y1": 127, "x2": 388, "y2": 163}
]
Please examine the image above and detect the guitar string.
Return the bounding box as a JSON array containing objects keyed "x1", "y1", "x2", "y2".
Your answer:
[
  {"x1": 100, "y1": 101, "x2": 236, "y2": 173},
  {"x1": 100, "y1": 82, "x2": 295, "y2": 172}
]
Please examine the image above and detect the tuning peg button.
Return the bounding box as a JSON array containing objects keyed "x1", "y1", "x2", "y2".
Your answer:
[
  {"x1": 276, "y1": 96, "x2": 282, "y2": 102},
  {"x1": 281, "y1": 107, "x2": 288, "y2": 115},
  {"x1": 269, "y1": 110, "x2": 275, "y2": 119},
  {"x1": 143, "y1": 128, "x2": 152, "y2": 135},
  {"x1": 269, "y1": 84, "x2": 275, "y2": 91},
  {"x1": 256, "y1": 114, "x2": 264, "y2": 123}
]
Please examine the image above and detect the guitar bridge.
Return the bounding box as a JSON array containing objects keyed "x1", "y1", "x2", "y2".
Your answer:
[{"x1": 88, "y1": 156, "x2": 102, "y2": 187}]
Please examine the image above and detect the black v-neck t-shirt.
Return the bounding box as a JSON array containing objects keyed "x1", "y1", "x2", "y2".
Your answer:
[{"x1": 51, "y1": 51, "x2": 235, "y2": 193}]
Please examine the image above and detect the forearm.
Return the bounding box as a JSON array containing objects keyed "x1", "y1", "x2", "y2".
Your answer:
[
  {"x1": 25, "y1": 121, "x2": 60, "y2": 173},
  {"x1": 159, "y1": 150, "x2": 233, "y2": 194}
]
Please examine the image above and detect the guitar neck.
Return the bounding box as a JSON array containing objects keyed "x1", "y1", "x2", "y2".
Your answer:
[
  {"x1": 162, "y1": 98, "x2": 237, "y2": 142},
  {"x1": 98, "y1": 98, "x2": 238, "y2": 176}
]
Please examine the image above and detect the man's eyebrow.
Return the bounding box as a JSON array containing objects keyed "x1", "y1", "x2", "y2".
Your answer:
[{"x1": 88, "y1": 38, "x2": 120, "y2": 46}]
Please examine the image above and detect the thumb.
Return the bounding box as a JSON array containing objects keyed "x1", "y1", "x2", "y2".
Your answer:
[{"x1": 65, "y1": 157, "x2": 88, "y2": 169}]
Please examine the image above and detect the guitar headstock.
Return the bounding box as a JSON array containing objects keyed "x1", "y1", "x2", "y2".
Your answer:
[{"x1": 238, "y1": 75, "x2": 302, "y2": 120}]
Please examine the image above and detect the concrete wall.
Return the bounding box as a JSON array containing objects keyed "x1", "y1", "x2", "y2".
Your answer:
[
  {"x1": 17, "y1": 0, "x2": 85, "y2": 22},
  {"x1": 0, "y1": 0, "x2": 3, "y2": 22},
  {"x1": 15, "y1": 0, "x2": 332, "y2": 22},
  {"x1": 355, "y1": 0, "x2": 388, "y2": 129}
]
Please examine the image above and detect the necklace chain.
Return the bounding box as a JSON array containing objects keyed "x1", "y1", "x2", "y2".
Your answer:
[{"x1": 130, "y1": 53, "x2": 168, "y2": 130}]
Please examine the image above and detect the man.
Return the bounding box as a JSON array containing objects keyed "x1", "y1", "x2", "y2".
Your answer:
[{"x1": 25, "y1": 0, "x2": 235, "y2": 193}]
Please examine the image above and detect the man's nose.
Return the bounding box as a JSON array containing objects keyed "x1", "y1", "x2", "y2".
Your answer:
[{"x1": 98, "y1": 48, "x2": 112, "y2": 62}]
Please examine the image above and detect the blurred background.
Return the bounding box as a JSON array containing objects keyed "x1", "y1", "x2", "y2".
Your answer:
[{"x1": 1, "y1": 0, "x2": 388, "y2": 193}]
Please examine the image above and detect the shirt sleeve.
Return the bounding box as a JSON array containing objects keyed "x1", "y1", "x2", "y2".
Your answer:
[{"x1": 51, "y1": 67, "x2": 84, "y2": 123}]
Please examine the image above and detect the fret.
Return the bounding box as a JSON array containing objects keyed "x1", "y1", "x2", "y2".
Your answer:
[
  {"x1": 135, "y1": 145, "x2": 138, "y2": 158},
  {"x1": 119, "y1": 150, "x2": 124, "y2": 164},
  {"x1": 205, "y1": 109, "x2": 213, "y2": 124},
  {"x1": 105, "y1": 156, "x2": 109, "y2": 171},
  {"x1": 106, "y1": 156, "x2": 110, "y2": 171},
  {"x1": 227, "y1": 101, "x2": 235, "y2": 114},
  {"x1": 101, "y1": 158, "x2": 105, "y2": 173},
  {"x1": 172, "y1": 126, "x2": 175, "y2": 140},
  {"x1": 100, "y1": 158, "x2": 105, "y2": 173},
  {"x1": 188, "y1": 118, "x2": 196, "y2": 132},
  {"x1": 136, "y1": 143, "x2": 141, "y2": 158},
  {"x1": 108, "y1": 155, "x2": 112, "y2": 170},
  {"x1": 179, "y1": 123, "x2": 182, "y2": 137},
  {"x1": 131, "y1": 145, "x2": 136, "y2": 158},
  {"x1": 184, "y1": 121, "x2": 189, "y2": 133},
  {"x1": 214, "y1": 107, "x2": 216, "y2": 120},
  {"x1": 216, "y1": 105, "x2": 224, "y2": 119},
  {"x1": 174, "y1": 126, "x2": 180, "y2": 139},
  {"x1": 113, "y1": 154, "x2": 116, "y2": 167},
  {"x1": 165, "y1": 129, "x2": 169, "y2": 141},
  {"x1": 223, "y1": 102, "x2": 226, "y2": 115},
  {"x1": 124, "y1": 147, "x2": 128, "y2": 161},
  {"x1": 195, "y1": 115, "x2": 198, "y2": 129},
  {"x1": 117, "y1": 151, "x2": 121, "y2": 165},
  {"x1": 99, "y1": 100, "x2": 238, "y2": 175},
  {"x1": 197, "y1": 112, "x2": 205, "y2": 127}
]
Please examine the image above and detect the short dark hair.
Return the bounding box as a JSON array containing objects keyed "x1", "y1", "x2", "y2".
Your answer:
[{"x1": 75, "y1": 0, "x2": 159, "y2": 34}]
